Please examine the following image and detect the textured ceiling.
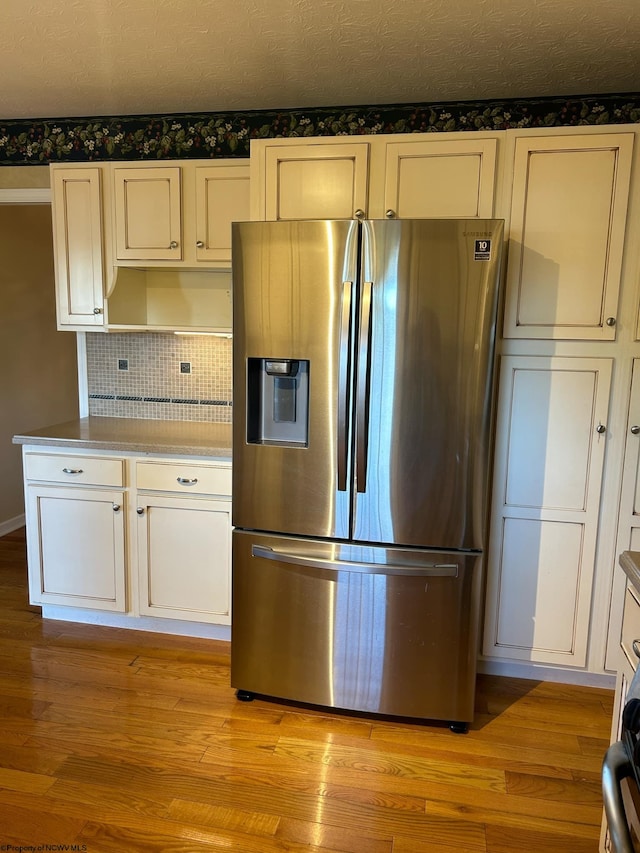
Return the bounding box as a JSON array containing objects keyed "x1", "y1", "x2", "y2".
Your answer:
[{"x1": 0, "y1": 0, "x2": 639, "y2": 120}]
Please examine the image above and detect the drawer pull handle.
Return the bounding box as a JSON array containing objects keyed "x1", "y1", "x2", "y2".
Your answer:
[
  {"x1": 633, "y1": 640, "x2": 640, "y2": 660},
  {"x1": 62, "y1": 467, "x2": 83, "y2": 474},
  {"x1": 177, "y1": 477, "x2": 198, "y2": 485}
]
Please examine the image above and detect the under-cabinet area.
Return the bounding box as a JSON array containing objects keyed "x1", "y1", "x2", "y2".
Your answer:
[{"x1": 14, "y1": 419, "x2": 232, "y2": 638}]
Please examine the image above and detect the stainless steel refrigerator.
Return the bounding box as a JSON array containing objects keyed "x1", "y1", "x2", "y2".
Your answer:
[{"x1": 231, "y1": 218, "x2": 503, "y2": 731}]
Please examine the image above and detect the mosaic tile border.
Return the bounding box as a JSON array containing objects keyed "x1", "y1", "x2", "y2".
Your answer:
[
  {"x1": 2, "y1": 93, "x2": 639, "y2": 164},
  {"x1": 89, "y1": 394, "x2": 231, "y2": 406}
]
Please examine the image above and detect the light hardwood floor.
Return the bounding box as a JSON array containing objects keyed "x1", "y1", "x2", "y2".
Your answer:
[{"x1": 0, "y1": 527, "x2": 613, "y2": 852}]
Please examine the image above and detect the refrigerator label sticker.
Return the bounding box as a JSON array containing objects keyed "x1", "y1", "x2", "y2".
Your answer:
[{"x1": 474, "y1": 239, "x2": 492, "y2": 261}]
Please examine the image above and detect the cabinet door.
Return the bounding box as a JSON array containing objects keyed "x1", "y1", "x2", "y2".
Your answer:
[
  {"x1": 503, "y1": 133, "x2": 633, "y2": 340},
  {"x1": 113, "y1": 167, "x2": 182, "y2": 260},
  {"x1": 25, "y1": 485, "x2": 126, "y2": 611},
  {"x1": 195, "y1": 164, "x2": 250, "y2": 262},
  {"x1": 137, "y1": 495, "x2": 231, "y2": 624},
  {"x1": 383, "y1": 138, "x2": 498, "y2": 218},
  {"x1": 259, "y1": 141, "x2": 370, "y2": 220},
  {"x1": 483, "y1": 355, "x2": 612, "y2": 667},
  {"x1": 605, "y1": 360, "x2": 640, "y2": 671},
  {"x1": 51, "y1": 167, "x2": 105, "y2": 328}
]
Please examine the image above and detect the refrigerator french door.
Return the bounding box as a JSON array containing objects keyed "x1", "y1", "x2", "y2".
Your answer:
[{"x1": 231, "y1": 218, "x2": 503, "y2": 728}]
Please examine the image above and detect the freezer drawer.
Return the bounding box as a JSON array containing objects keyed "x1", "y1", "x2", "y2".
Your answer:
[{"x1": 231, "y1": 530, "x2": 483, "y2": 724}]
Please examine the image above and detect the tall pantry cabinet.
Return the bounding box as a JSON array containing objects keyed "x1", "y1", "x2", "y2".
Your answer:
[
  {"x1": 483, "y1": 129, "x2": 636, "y2": 676},
  {"x1": 251, "y1": 126, "x2": 640, "y2": 681}
]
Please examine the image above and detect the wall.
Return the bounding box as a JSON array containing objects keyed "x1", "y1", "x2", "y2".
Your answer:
[
  {"x1": 0, "y1": 203, "x2": 78, "y2": 533},
  {"x1": 0, "y1": 166, "x2": 49, "y2": 189},
  {"x1": 86, "y1": 333, "x2": 232, "y2": 422}
]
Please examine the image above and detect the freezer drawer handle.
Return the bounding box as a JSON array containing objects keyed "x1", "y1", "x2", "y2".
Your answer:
[{"x1": 251, "y1": 545, "x2": 458, "y2": 577}]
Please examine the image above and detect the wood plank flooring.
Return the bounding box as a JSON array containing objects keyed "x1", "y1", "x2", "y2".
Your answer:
[{"x1": 0, "y1": 527, "x2": 613, "y2": 852}]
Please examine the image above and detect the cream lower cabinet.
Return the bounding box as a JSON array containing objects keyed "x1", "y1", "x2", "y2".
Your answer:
[
  {"x1": 600, "y1": 575, "x2": 640, "y2": 851},
  {"x1": 606, "y1": 361, "x2": 640, "y2": 672},
  {"x1": 23, "y1": 451, "x2": 127, "y2": 611},
  {"x1": 135, "y1": 460, "x2": 231, "y2": 624},
  {"x1": 483, "y1": 355, "x2": 613, "y2": 668},
  {"x1": 250, "y1": 132, "x2": 500, "y2": 220},
  {"x1": 21, "y1": 448, "x2": 232, "y2": 627}
]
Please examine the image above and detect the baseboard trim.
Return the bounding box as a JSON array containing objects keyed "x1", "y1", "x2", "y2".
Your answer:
[
  {"x1": 478, "y1": 658, "x2": 615, "y2": 689},
  {"x1": 0, "y1": 515, "x2": 25, "y2": 537},
  {"x1": 40, "y1": 605, "x2": 232, "y2": 642}
]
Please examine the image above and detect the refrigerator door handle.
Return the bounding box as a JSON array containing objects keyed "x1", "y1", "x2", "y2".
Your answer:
[
  {"x1": 602, "y1": 740, "x2": 635, "y2": 853},
  {"x1": 355, "y1": 279, "x2": 372, "y2": 493},
  {"x1": 337, "y1": 281, "x2": 352, "y2": 492},
  {"x1": 251, "y1": 544, "x2": 458, "y2": 577}
]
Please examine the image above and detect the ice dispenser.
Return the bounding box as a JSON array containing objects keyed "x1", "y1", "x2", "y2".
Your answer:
[{"x1": 246, "y1": 358, "x2": 309, "y2": 446}]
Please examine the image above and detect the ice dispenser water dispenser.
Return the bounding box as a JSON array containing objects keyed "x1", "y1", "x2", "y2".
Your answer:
[{"x1": 246, "y1": 358, "x2": 309, "y2": 446}]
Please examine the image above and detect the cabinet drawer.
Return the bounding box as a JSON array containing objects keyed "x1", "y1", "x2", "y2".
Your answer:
[
  {"x1": 24, "y1": 453, "x2": 124, "y2": 487},
  {"x1": 136, "y1": 461, "x2": 231, "y2": 496},
  {"x1": 621, "y1": 584, "x2": 640, "y2": 671}
]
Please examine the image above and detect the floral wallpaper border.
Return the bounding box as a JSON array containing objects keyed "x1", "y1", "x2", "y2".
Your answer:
[{"x1": 1, "y1": 93, "x2": 639, "y2": 165}]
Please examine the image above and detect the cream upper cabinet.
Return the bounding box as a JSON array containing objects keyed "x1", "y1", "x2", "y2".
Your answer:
[
  {"x1": 50, "y1": 159, "x2": 249, "y2": 332},
  {"x1": 252, "y1": 140, "x2": 370, "y2": 220},
  {"x1": 113, "y1": 166, "x2": 182, "y2": 261},
  {"x1": 483, "y1": 355, "x2": 613, "y2": 669},
  {"x1": 195, "y1": 164, "x2": 251, "y2": 262},
  {"x1": 112, "y1": 160, "x2": 250, "y2": 267},
  {"x1": 251, "y1": 133, "x2": 500, "y2": 221},
  {"x1": 503, "y1": 132, "x2": 634, "y2": 341},
  {"x1": 51, "y1": 166, "x2": 105, "y2": 329},
  {"x1": 382, "y1": 137, "x2": 498, "y2": 219}
]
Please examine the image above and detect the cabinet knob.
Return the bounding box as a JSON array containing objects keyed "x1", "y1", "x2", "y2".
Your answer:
[
  {"x1": 596, "y1": 422, "x2": 607, "y2": 434},
  {"x1": 354, "y1": 209, "x2": 366, "y2": 221},
  {"x1": 631, "y1": 425, "x2": 640, "y2": 435},
  {"x1": 136, "y1": 506, "x2": 144, "y2": 515},
  {"x1": 633, "y1": 639, "x2": 640, "y2": 659},
  {"x1": 196, "y1": 240, "x2": 205, "y2": 248},
  {"x1": 112, "y1": 503, "x2": 120, "y2": 512},
  {"x1": 93, "y1": 307, "x2": 103, "y2": 314},
  {"x1": 606, "y1": 317, "x2": 616, "y2": 327},
  {"x1": 385, "y1": 209, "x2": 396, "y2": 219},
  {"x1": 169, "y1": 240, "x2": 179, "y2": 249}
]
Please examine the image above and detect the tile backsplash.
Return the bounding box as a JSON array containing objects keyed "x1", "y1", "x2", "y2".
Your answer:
[{"x1": 86, "y1": 333, "x2": 232, "y2": 422}]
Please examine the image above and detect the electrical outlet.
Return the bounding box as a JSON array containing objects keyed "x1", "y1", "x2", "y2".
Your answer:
[
  {"x1": 180, "y1": 362, "x2": 191, "y2": 374},
  {"x1": 118, "y1": 359, "x2": 129, "y2": 371}
]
